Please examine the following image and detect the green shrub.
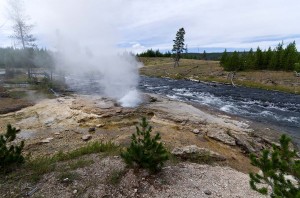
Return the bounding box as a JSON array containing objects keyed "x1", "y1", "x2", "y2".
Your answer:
[
  {"x1": 249, "y1": 134, "x2": 300, "y2": 197},
  {"x1": 121, "y1": 117, "x2": 168, "y2": 173},
  {"x1": 295, "y1": 63, "x2": 300, "y2": 73},
  {"x1": 0, "y1": 125, "x2": 24, "y2": 172}
]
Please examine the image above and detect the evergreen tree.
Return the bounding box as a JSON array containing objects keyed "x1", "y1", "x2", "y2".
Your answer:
[
  {"x1": 164, "y1": 51, "x2": 172, "y2": 57},
  {"x1": 0, "y1": 124, "x2": 24, "y2": 172},
  {"x1": 283, "y1": 41, "x2": 298, "y2": 71},
  {"x1": 249, "y1": 134, "x2": 300, "y2": 197},
  {"x1": 202, "y1": 50, "x2": 207, "y2": 60},
  {"x1": 265, "y1": 47, "x2": 273, "y2": 69},
  {"x1": 172, "y1": 27, "x2": 186, "y2": 67},
  {"x1": 220, "y1": 49, "x2": 228, "y2": 67},
  {"x1": 295, "y1": 63, "x2": 300, "y2": 73},
  {"x1": 228, "y1": 51, "x2": 240, "y2": 71},
  {"x1": 275, "y1": 42, "x2": 285, "y2": 70},
  {"x1": 121, "y1": 117, "x2": 169, "y2": 173},
  {"x1": 246, "y1": 48, "x2": 255, "y2": 69},
  {"x1": 220, "y1": 41, "x2": 299, "y2": 71},
  {"x1": 255, "y1": 47, "x2": 264, "y2": 69}
]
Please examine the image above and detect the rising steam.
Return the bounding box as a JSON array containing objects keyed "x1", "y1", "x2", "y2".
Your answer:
[{"x1": 27, "y1": 0, "x2": 142, "y2": 107}]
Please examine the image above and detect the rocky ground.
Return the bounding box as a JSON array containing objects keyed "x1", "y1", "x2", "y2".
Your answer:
[{"x1": 0, "y1": 93, "x2": 281, "y2": 197}]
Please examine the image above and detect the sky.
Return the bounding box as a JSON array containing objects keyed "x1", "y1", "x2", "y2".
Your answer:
[{"x1": 0, "y1": 0, "x2": 300, "y2": 53}]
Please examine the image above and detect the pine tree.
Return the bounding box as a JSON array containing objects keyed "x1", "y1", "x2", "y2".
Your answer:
[
  {"x1": 265, "y1": 47, "x2": 273, "y2": 69},
  {"x1": 255, "y1": 47, "x2": 264, "y2": 70},
  {"x1": 0, "y1": 124, "x2": 24, "y2": 172},
  {"x1": 220, "y1": 49, "x2": 228, "y2": 67},
  {"x1": 172, "y1": 27, "x2": 186, "y2": 67},
  {"x1": 246, "y1": 48, "x2": 255, "y2": 69},
  {"x1": 283, "y1": 41, "x2": 298, "y2": 71},
  {"x1": 295, "y1": 63, "x2": 300, "y2": 72},
  {"x1": 121, "y1": 117, "x2": 169, "y2": 173},
  {"x1": 275, "y1": 42, "x2": 285, "y2": 70},
  {"x1": 249, "y1": 134, "x2": 300, "y2": 197},
  {"x1": 240, "y1": 50, "x2": 247, "y2": 71},
  {"x1": 202, "y1": 50, "x2": 207, "y2": 60},
  {"x1": 228, "y1": 51, "x2": 240, "y2": 71}
]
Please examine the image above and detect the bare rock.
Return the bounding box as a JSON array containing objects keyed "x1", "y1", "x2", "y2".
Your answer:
[
  {"x1": 204, "y1": 190, "x2": 212, "y2": 195},
  {"x1": 207, "y1": 128, "x2": 236, "y2": 146},
  {"x1": 96, "y1": 124, "x2": 105, "y2": 128},
  {"x1": 192, "y1": 129, "x2": 200, "y2": 134},
  {"x1": 82, "y1": 134, "x2": 92, "y2": 141},
  {"x1": 40, "y1": 137, "x2": 54, "y2": 143},
  {"x1": 149, "y1": 96, "x2": 157, "y2": 102},
  {"x1": 231, "y1": 133, "x2": 258, "y2": 153},
  {"x1": 88, "y1": 127, "x2": 96, "y2": 132},
  {"x1": 172, "y1": 145, "x2": 226, "y2": 162}
]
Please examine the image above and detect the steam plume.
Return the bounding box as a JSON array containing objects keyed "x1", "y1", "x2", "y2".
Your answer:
[{"x1": 27, "y1": 0, "x2": 142, "y2": 107}]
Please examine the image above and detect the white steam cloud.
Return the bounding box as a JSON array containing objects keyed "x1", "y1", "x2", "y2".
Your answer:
[{"x1": 26, "y1": 0, "x2": 142, "y2": 107}]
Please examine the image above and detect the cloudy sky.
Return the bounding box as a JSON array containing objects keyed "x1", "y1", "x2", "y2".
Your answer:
[{"x1": 0, "y1": 0, "x2": 299, "y2": 53}]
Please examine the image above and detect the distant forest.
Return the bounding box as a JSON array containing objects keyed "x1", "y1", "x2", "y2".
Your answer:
[
  {"x1": 137, "y1": 49, "x2": 221, "y2": 60},
  {"x1": 138, "y1": 41, "x2": 300, "y2": 72},
  {"x1": 0, "y1": 47, "x2": 54, "y2": 69},
  {"x1": 220, "y1": 41, "x2": 300, "y2": 71},
  {"x1": 1, "y1": 41, "x2": 299, "y2": 73}
]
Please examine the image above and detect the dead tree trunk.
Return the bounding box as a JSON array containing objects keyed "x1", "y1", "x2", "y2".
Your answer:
[
  {"x1": 227, "y1": 71, "x2": 236, "y2": 87},
  {"x1": 173, "y1": 54, "x2": 180, "y2": 68}
]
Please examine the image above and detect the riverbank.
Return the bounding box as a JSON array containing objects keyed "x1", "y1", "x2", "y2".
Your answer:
[{"x1": 139, "y1": 57, "x2": 300, "y2": 94}]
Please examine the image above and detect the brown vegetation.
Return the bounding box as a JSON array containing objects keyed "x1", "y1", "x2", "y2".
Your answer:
[{"x1": 139, "y1": 57, "x2": 300, "y2": 94}]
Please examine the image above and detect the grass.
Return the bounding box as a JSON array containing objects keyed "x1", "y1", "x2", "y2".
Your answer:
[
  {"x1": 2, "y1": 74, "x2": 28, "y2": 84},
  {"x1": 9, "y1": 141, "x2": 119, "y2": 182},
  {"x1": 8, "y1": 90, "x2": 27, "y2": 99},
  {"x1": 68, "y1": 159, "x2": 94, "y2": 170},
  {"x1": 57, "y1": 171, "x2": 81, "y2": 183},
  {"x1": 107, "y1": 169, "x2": 127, "y2": 185},
  {"x1": 139, "y1": 57, "x2": 300, "y2": 94}
]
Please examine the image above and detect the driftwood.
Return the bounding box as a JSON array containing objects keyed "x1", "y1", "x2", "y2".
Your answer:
[{"x1": 227, "y1": 72, "x2": 236, "y2": 87}]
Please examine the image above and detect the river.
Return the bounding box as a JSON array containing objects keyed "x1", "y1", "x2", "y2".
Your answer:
[
  {"x1": 139, "y1": 76, "x2": 300, "y2": 144},
  {"x1": 65, "y1": 75, "x2": 300, "y2": 144}
]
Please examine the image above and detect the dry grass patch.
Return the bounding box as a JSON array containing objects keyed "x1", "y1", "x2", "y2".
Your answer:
[{"x1": 139, "y1": 57, "x2": 300, "y2": 94}]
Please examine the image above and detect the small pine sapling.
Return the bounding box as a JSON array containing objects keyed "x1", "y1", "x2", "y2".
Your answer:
[
  {"x1": 121, "y1": 117, "x2": 168, "y2": 173},
  {"x1": 0, "y1": 124, "x2": 25, "y2": 172},
  {"x1": 249, "y1": 134, "x2": 300, "y2": 197}
]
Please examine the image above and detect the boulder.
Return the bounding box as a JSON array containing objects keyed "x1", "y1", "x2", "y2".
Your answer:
[
  {"x1": 82, "y1": 134, "x2": 92, "y2": 141},
  {"x1": 192, "y1": 129, "x2": 200, "y2": 134},
  {"x1": 231, "y1": 133, "x2": 264, "y2": 153},
  {"x1": 207, "y1": 128, "x2": 236, "y2": 146},
  {"x1": 40, "y1": 137, "x2": 54, "y2": 143},
  {"x1": 88, "y1": 127, "x2": 96, "y2": 132},
  {"x1": 96, "y1": 124, "x2": 105, "y2": 128},
  {"x1": 171, "y1": 145, "x2": 226, "y2": 162}
]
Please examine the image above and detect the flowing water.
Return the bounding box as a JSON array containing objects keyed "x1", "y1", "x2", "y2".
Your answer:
[
  {"x1": 139, "y1": 76, "x2": 300, "y2": 144},
  {"x1": 65, "y1": 74, "x2": 300, "y2": 144}
]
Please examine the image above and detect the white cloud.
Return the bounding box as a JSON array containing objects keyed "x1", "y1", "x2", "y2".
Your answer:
[{"x1": 0, "y1": 0, "x2": 299, "y2": 51}]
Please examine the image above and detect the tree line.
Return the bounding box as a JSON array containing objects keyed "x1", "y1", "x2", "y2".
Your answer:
[
  {"x1": 0, "y1": 47, "x2": 54, "y2": 69},
  {"x1": 220, "y1": 41, "x2": 300, "y2": 71},
  {"x1": 137, "y1": 49, "x2": 220, "y2": 60}
]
